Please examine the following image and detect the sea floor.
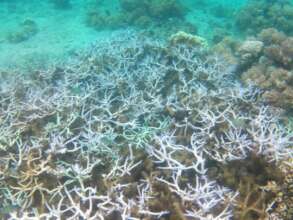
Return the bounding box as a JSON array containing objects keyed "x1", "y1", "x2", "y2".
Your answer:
[
  {"x1": 0, "y1": 0, "x2": 246, "y2": 70},
  {"x1": 0, "y1": 0, "x2": 101, "y2": 70}
]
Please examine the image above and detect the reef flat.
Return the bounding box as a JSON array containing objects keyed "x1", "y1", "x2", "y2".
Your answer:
[{"x1": 0, "y1": 1, "x2": 292, "y2": 219}]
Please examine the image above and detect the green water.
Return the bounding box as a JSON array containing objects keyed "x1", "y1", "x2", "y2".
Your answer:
[
  {"x1": 1, "y1": 0, "x2": 292, "y2": 69},
  {"x1": 0, "y1": 0, "x2": 249, "y2": 69},
  {"x1": 0, "y1": 1, "x2": 292, "y2": 219}
]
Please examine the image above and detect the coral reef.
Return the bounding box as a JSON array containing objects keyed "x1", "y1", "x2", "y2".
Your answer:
[
  {"x1": 237, "y1": 40, "x2": 264, "y2": 66},
  {"x1": 119, "y1": 0, "x2": 185, "y2": 22},
  {"x1": 208, "y1": 155, "x2": 285, "y2": 220},
  {"x1": 85, "y1": 0, "x2": 197, "y2": 37},
  {"x1": 212, "y1": 36, "x2": 240, "y2": 66},
  {"x1": 0, "y1": 30, "x2": 292, "y2": 219},
  {"x1": 169, "y1": 31, "x2": 208, "y2": 48},
  {"x1": 235, "y1": 0, "x2": 293, "y2": 35},
  {"x1": 240, "y1": 28, "x2": 293, "y2": 109},
  {"x1": 6, "y1": 19, "x2": 38, "y2": 43},
  {"x1": 214, "y1": 27, "x2": 293, "y2": 110}
]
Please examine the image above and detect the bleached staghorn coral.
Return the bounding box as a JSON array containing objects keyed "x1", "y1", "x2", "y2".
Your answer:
[
  {"x1": 0, "y1": 30, "x2": 291, "y2": 219},
  {"x1": 144, "y1": 131, "x2": 237, "y2": 219}
]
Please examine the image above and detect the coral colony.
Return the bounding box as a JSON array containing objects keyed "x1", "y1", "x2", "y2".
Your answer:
[
  {"x1": 0, "y1": 1, "x2": 293, "y2": 219},
  {"x1": 0, "y1": 29, "x2": 292, "y2": 220}
]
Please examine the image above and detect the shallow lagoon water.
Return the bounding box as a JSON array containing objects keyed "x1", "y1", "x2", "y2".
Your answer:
[
  {"x1": 0, "y1": 0, "x2": 247, "y2": 69},
  {"x1": 0, "y1": 1, "x2": 292, "y2": 219}
]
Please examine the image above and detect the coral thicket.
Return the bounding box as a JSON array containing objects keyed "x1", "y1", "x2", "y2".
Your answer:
[
  {"x1": 240, "y1": 28, "x2": 293, "y2": 109},
  {"x1": 1, "y1": 1, "x2": 293, "y2": 219},
  {"x1": 85, "y1": 0, "x2": 196, "y2": 37},
  {"x1": 236, "y1": 0, "x2": 293, "y2": 35},
  {"x1": 0, "y1": 30, "x2": 291, "y2": 219}
]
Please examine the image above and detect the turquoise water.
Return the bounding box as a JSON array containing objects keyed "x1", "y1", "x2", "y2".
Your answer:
[
  {"x1": 0, "y1": 0, "x2": 249, "y2": 69},
  {"x1": 0, "y1": 1, "x2": 292, "y2": 219},
  {"x1": 2, "y1": 0, "x2": 292, "y2": 69}
]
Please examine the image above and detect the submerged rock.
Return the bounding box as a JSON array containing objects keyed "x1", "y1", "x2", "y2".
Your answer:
[{"x1": 6, "y1": 19, "x2": 38, "y2": 43}]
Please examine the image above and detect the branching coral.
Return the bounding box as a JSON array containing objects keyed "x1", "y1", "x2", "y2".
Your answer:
[
  {"x1": 235, "y1": 0, "x2": 293, "y2": 35},
  {"x1": 85, "y1": 0, "x2": 196, "y2": 37},
  {"x1": 0, "y1": 30, "x2": 291, "y2": 219},
  {"x1": 207, "y1": 155, "x2": 286, "y2": 220},
  {"x1": 119, "y1": 0, "x2": 185, "y2": 23},
  {"x1": 215, "y1": 27, "x2": 293, "y2": 111},
  {"x1": 240, "y1": 28, "x2": 293, "y2": 109}
]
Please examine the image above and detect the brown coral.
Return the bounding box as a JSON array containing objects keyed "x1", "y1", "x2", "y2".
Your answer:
[
  {"x1": 241, "y1": 28, "x2": 293, "y2": 109},
  {"x1": 235, "y1": 0, "x2": 293, "y2": 36},
  {"x1": 207, "y1": 155, "x2": 286, "y2": 220}
]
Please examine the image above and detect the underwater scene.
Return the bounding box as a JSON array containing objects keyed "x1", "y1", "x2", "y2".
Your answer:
[{"x1": 0, "y1": 0, "x2": 293, "y2": 219}]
